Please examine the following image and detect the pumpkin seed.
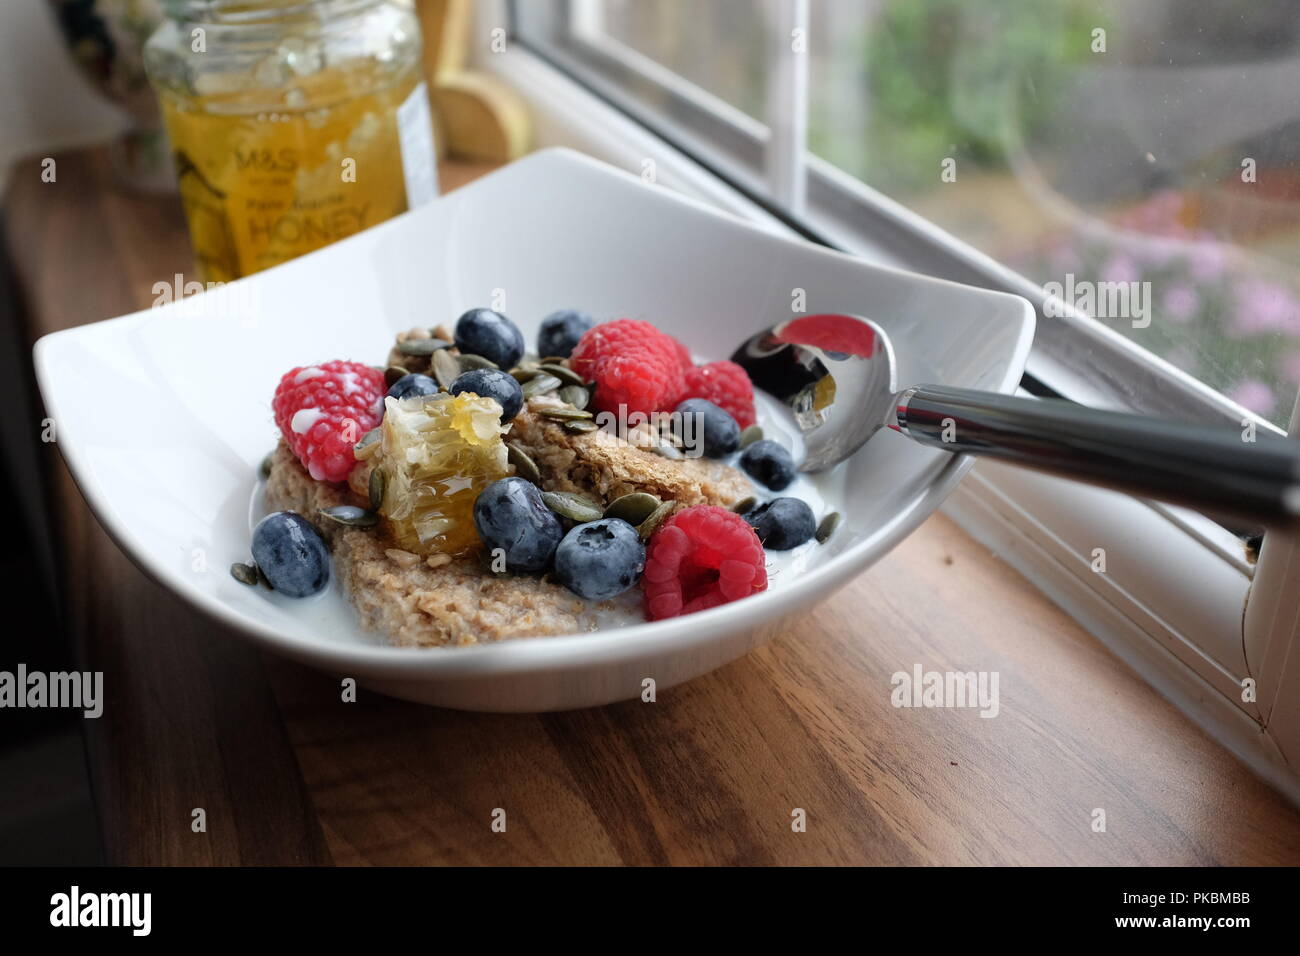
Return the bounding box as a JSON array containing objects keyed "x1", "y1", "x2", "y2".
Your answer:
[
  {"x1": 815, "y1": 511, "x2": 841, "y2": 544},
  {"x1": 368, "y1": 467, "x2": 387, "y2": 511},
  {"x1": 384, "y1": 365, "x2": 411, "y2": 387},
  {"x1": 539, "y1": 355, "x2": 568, "y2": 366},
  {"x1": 510, "y1": 365, "x2": 540, "y2": 383},
  {"x1": 604, "y1": 492, "x2": 661, "y2": 526},
  {"x1": 259, "y1": 452, "x2": 274, "y2": 479},
  {"x1": 432, "y1": 349, "x2": 461, "y2": 389},
  {"x1": 397, "y1": 337, "x2": 452, "y2": 356},
  {"x1": 522, "y1": 373, "x2": 562, "y2": 398},
  {"x1": 739, "y1": 425, "x2": 764, "y2": 449},
  {"x1": 506, "y1": 441, "x2": 542, "y2": 485},
  {"x1": 537, "y1": 363, "x2": 587, "y2": 387},
  {"x1": 541, "y1": 490, "x2": 604, "y2": 523},
  {"x1": 558, "y1": 384, "x2": 590, "y2": 409},
  {"x1": 538, "y1": 405, "x2": 593, "y2": 421},
  {"x1": 731, "y1": 495, "x2": 758, "y2": 515},
  {"x1": 353, "y1": 428, "x2": 382, "y2": 460},
  {"x1": 651, "y1": 440, "x2": 683, "y2": 460},
  {"x1": 563, "y1": 420, "x2": 599, "y2": 434},
  {"x1": 637, "y1": 500, "x2": 675, "y2": 541},
  {"x1": 458, "y1": 353, "x2": 499, "y2": 372},
  {"x1": 230, "y1": 562, "x2": 259, "y2": 586},
  {"x1": 318, "y1": 505, "x2": 379, "y2": 528}
]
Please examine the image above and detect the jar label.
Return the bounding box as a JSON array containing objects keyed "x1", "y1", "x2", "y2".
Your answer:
[
  {"x1": 397, "y1": 82, "x2": 438, "y2": 209},
  {"x1": 163, "y1": 71, "x2": 436, "y2": 283}
]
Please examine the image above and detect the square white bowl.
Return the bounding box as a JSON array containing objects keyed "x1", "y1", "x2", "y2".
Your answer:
[{"x1": 34, "y1": 148, "x2": 1033, "y2": 711}]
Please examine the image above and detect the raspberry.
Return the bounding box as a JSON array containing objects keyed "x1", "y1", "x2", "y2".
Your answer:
[
  {"x1": 675, "y1": 361, "x2": 756, "y2": 428},
  {"x1": 570, "y1": 319, "x2": 685, "y2": 417},
  {"x1": 272, "y1": 360, "x2": 386, "y2": 483},
  {"x1": 642, "y1": 505, "x2": 767, "y2": 620}
]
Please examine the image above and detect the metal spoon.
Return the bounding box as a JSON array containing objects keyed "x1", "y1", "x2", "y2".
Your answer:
[{"x1": 731, "y1": 313, "x2": 1300, "y2": 525}]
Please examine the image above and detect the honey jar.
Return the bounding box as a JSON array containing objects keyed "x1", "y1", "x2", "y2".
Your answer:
[{"x1": 145, "y1": 0, "x2": 437, "y2": 282}]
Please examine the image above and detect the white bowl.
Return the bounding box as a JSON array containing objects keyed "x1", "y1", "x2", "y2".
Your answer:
[{"x1": 34, "y1": 148, "x2": 1034, "y2": 711}]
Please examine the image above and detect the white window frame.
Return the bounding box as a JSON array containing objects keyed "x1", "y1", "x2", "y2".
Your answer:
[{"x1": 475, "y1": 0, "x2": 1300, "y2": 799}]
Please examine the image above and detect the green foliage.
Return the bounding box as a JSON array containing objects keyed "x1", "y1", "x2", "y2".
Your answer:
[{"x1": 825, "y1": 0, "x2": 1099, "y2": 193}]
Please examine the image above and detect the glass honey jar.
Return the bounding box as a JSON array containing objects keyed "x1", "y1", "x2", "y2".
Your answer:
[{"x1": 145, "y1": 0, "x2": 437, "y2": 282}]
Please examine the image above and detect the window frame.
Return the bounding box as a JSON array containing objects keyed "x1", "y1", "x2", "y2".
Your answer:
[{"x1": 481, "y1": 0, "x2": 1300, "y2": 790}]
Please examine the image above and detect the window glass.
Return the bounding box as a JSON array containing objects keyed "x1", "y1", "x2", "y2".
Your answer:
[
  {"x1": 595, "y1": 0, "x2": 769, "y2": 121},
  {"x1": 808, "y1": 0, "x2": 1300, "y2": 425}
]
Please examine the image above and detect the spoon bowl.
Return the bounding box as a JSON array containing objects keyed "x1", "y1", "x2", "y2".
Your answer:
[
  {"x1": 733, "y1": 313, "x2": 1300, "y2": 525},
  {"x1": 731, "y1": 313, "x2": 898, "y2": 472}
]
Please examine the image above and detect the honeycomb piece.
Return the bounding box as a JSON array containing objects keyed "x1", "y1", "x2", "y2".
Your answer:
[{"x1": 373, "y1": 393, "x2": 510, "y2": 556}]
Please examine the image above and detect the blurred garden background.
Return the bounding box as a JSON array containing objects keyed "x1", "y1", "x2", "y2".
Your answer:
[{"x1": 599, "y1": 0, "x2": 1300, "y2": 426}]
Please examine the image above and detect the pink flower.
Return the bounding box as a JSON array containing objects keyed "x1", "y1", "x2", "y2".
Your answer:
[
  {"x1": 1100, "y1": 254, "x2": 1140, "y2": 286},
  {"x1": 1116, "y1": 190, "x2": 1187, "y2": 236},
  {"x1": 1161, "y1": 284, "x2": 1199, "y2": 322},
  {"x1": 1229, "y1": 379, "x2": 1277, "y2": 416},
  {"x1": 1187, "y1": 239, "x2": 1228, "y2": 282},
  {"x1": 1232, "y1": 279, "x2": 1300, "y2": 336},
  {"x1": 1135, "y1": 241, "x2": 1177, "y2": 268}
]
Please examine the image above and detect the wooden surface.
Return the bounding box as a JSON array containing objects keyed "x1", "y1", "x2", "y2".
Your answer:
[{"x1": 8, "y1": 147, "x2": 1300, "y2": 865}]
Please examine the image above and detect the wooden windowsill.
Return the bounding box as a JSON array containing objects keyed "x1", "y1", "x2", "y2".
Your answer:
[{"x1": 5, "y1": 146, "x2": 1300, "y2": 865}]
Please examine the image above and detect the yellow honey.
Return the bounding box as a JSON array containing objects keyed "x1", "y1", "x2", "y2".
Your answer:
[
  {"x1": 373, "y1": 393, "x2": 510, "y2": 558},
  {"x1": 146, "y1": 1, "x2": 435, "y2": 282}
]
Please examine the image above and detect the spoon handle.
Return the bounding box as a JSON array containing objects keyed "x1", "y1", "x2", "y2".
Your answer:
[{"x1": 896, "y1": 384, "x2": 1300, "y2": 524}]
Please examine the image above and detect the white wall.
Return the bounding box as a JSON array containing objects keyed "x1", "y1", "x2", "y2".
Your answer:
[{"x1": 0, "y1": 0, "x2": 129, "y2": 189}]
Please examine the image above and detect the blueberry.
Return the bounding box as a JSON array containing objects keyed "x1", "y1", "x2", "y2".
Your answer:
[
  {"x1": 673, "y1": 398, "x2": 740, "y2": 458},
  {"x1": 387, "y1": 372, "x2": 439, "y2": 401},
  {"x1": 537, "y1": 309, "x2": 594, "y2": 359},
  {"x1": 739, "y1": 439, "x2": 796, "y2": 490},
  {"x1": 250, "y1": 511, "x2": 330, "y2": 597},
  {"x1": 450, "y1": 368, "x2": 524, "y2": 422},
  {"x1": 473, "y1": 477, "x2": 563, "y2": 572},
  {"x1": 454, "y1": 308, "x2": 525, "y2": 369},
  {"x1": 554, "y1": 518, "x2": 646, "y2": 600},
  {"x1": 743, "y1": 497, "x2": 816, "y2": 551}
]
